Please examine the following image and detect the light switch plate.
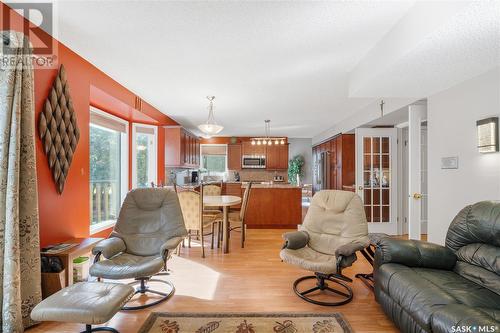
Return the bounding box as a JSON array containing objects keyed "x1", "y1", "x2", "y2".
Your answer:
[{"x1": 441, "y1": 156, "x2": 459, "y2": 169}]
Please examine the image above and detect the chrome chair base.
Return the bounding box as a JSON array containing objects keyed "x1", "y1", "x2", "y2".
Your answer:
[
  {"x1": 122, "y1": 278, "x2": 175, "y2": 310},
  {"x1": 293, "y1": 273, "x2": 353, "y2": 306}
]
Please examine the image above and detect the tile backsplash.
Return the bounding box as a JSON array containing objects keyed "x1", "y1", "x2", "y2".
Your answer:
[{"x1": 239, "y1": 170, "x2": 288, "y2": 182}]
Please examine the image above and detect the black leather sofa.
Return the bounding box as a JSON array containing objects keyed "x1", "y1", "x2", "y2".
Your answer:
[{"x1": 374, "y1": 201, "x2": 500, "y2": 333}]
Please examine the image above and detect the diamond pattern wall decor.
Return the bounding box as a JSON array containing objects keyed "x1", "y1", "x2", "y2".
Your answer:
[{"x1": 38, "y1": 64, "x2": 80, "y2": 194}]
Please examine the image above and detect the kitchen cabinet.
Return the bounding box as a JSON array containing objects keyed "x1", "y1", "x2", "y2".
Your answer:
[
  {"x1": 245, "y1": 186, "x2": 301, "y2": 228},
  {"x1": 227, "y1": 144, "x2": 242, "y2": 170},
  {"x1": 312, "y1": 134, "x2": 355, "y2": 193},
  {"x1": 278, "y1": 144, "x2": 289, "y2": 169},
  {"x1": 164, "y1": 126, "x2": 201, "y2": 167},
  {"x1": 242, "y1": 141, "x2": 266, "y2": 156},
  {"x1": 266, "y1": 144, "x2": 289, "y2": 170}
]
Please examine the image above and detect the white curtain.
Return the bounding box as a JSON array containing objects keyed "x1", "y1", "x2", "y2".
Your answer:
[{"x1": 0, "y1": 31, "x2": 42, "y2": 332}]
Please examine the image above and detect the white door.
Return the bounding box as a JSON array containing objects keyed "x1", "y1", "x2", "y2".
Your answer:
[
  {"x1": 408, "y1": 105, "x2": 427, "y2": 240},
  {"x1": 356, "y1": 128, "x2": 398, "y2": 234},
  {"x1": 132, "y1": 124, "x2": 158, "y2": 188}
]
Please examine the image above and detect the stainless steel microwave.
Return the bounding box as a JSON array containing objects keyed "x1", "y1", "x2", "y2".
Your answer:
[{"x1": 242, "y1": 155, "x2": 266, "y2": 169}]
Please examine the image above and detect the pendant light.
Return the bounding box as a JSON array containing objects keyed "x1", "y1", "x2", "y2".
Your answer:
[
  {"x1": 250, "y1": 120, "x2": 285, "y2": 145},
  {"x1": 198, "y1": 96, "x2": 223, "y2": 136}
]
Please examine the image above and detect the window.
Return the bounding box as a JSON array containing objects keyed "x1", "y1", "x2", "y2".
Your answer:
[
  {"x1": 201, "y1": 145, "x2": 227, "y2": 173},
  {"x1": 89, "y1": 108, "x2": 128, "y2": 234},
  {"x1": 132, "y1": 124, "x2": 157, "y2": 188}
]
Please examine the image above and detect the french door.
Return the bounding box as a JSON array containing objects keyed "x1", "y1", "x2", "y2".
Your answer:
[{"x1": 355, "y1": 128, "x2": 398, "y2": 234}]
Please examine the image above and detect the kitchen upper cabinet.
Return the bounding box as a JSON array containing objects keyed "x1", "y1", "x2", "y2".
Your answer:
[
  {"x1": 227, "y1": 144, "x2": 242, "y2": 170},
  {"x1": 266, "y1": 143, "x2": 289, "y2": 170},
  {"x1": 278, "y1": 144, "x2": 289, "y2": 169},
  {"x1": 165, "y1": 126, "x2": 200, "y2": 167},
  {"x1": 266, "y1": 145, "x2": 279, "y2": 169},
  {"x1": 242, "y1": 141, "x2": 266, "y2": 156}
]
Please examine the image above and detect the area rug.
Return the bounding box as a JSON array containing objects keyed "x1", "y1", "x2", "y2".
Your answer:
[{"x1": 138, "y1": 312, "x2": 352, "y2": 333}]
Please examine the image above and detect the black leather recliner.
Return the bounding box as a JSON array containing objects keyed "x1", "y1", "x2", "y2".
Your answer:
[{"x1": 374, "y1": 201, "x2": 500, "y2": 333}]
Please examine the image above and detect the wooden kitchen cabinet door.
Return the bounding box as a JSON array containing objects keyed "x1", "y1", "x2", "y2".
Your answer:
[
  {"x1": 228, "y1": 144, "x2": 242, "y2": 170},
  {"x1": 242, "y1": 142, "x2": 254, "y2": 156},
  {"x1": 266, "y1": 144, "x2": 279, "y2": 169},
  {"x1": 181, "y1": 130, "x2": 187, "y2": 165},
  {"x1": 278, "y1": 144, "x2": 289, "y2": 169},
  {"x1": 195, "y1": 139, "x2": 200, "y2": 166}
]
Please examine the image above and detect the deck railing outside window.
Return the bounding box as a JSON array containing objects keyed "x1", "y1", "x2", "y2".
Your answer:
[{"x1": 90, "y1": 180, "x2": 121, "y2": 225}]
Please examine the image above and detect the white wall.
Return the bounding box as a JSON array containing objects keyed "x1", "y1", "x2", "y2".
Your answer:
[
  {"x1": 427, "y1": 67, "x2": 500, "y2": 245},
  {"x1": 313, "y1": 98, "x2": 417, "y2": 144},
  {"x1": 288, "y1": 138, "x2": 313, "y2": 184}
]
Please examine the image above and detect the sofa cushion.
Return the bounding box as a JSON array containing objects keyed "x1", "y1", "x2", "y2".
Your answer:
[
  {"x1": 456, "y1": 243, "x2": 500, "y2": 275},
  {"x1": 454, "y1": 261, "x2": 500, "y2": 296},
  {"x1": 376, "y1": 263, "x2": 500, "y2": 331}
]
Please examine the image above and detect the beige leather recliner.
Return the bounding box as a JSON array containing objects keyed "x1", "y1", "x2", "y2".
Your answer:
[
  {"x1": 90, "y1": 188, "x2": 187, "y2": 310},
  {"x1": 280, "y1": 190, "x2": 369, "y2": 306}
]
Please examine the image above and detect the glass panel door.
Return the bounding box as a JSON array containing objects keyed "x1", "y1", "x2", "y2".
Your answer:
[
  {"x1": 132, "y1": 124, "x2": 157, "y2": 188},
  {"x1": 356, "y1": 128, "x2": 398, "y2": 234}
]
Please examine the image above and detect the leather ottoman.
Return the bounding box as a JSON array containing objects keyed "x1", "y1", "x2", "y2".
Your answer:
[{"x1": 31, "y1": 281, "x2": 134, "y2": 333}]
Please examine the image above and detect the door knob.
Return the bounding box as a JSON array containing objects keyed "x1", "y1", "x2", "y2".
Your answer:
[
  {"x1": 358, "y1": 185, "x2": 363, "y2": 191},
  {"x1": 413, "y1": 193, "x2": 422, "y2": 199}
]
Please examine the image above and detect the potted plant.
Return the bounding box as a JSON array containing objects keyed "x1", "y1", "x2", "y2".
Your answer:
[{"x1": 288, "y1": 155, "x2": 305, "y2": 186}]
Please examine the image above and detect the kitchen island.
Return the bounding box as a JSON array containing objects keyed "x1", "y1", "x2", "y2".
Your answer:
[{"x1": 224, "y1": 182, "x2": 302, "y2": 229}]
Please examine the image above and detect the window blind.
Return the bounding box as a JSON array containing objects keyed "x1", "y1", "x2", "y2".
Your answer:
[
  {"x1": 201, "y1": 145, "x2": 227, "y2": 155},
  {"x1": 90, "y1": 112, "x2": 127, "y2": 133}
]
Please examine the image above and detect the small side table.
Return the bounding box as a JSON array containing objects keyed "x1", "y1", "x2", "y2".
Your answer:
[
  {"x1": 42, "y1": 237, "x2": 103, "y2": 289},
  {"x1": 355, "y1": 233, "x2": 389, "y2": 291}
]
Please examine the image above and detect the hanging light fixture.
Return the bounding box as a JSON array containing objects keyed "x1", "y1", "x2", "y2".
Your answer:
[
  {"x1": 198, "y1": 96, "x2": 223, "y2": 136},
  {"x1": 250, "y1": 120, "x2": 286, "y2": 146},
  {"x1": 265, "y1": 120, "x2": 271, "y2": 144}
]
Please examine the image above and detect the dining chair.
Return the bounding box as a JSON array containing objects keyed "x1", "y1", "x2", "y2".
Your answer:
[
  {"x1": 174, "y1": 184, "x2": 218, "y2": 257},
  {"x1": 202, "y1": 181, "x2": 223, "y2": 216},
  {"x1": 226, "y1": 181, "x2": 253, "y2": 248}
]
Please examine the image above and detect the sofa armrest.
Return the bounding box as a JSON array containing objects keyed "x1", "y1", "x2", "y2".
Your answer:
[
  {"x1": 375, "y1": 238, "x2": 456, "y2": 270},
  {"x1": 282, "y1": 231, "x2": 309, "y2": 250},
  {"x1": 160, "y1": 237, "x2": 184, "y2": 259},
  {"x1": 92, "y1": 237, "x2": 126, "y2": 259}
]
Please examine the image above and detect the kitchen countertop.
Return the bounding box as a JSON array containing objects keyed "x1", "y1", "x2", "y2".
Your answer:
[
  {"x1": 167, "y1": 181, "x2": 300, "y2": 189},
  {"x1": 249, "y1": 183, "x2": 299, "y2": 189}
]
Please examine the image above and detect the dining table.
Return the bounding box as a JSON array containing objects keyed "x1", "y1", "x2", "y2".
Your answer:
[{"x1": 203, "y1": 195, "x2": 241, "y2": 253}]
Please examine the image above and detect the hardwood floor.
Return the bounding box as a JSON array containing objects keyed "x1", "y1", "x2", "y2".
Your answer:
[{"x1": 29, "y1": 229, "x2": 398, "y2": 333}]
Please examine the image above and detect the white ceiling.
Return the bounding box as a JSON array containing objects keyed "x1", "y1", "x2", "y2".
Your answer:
[{"x1": 46, "y1": 1, "x2": 499, "y2": 138}]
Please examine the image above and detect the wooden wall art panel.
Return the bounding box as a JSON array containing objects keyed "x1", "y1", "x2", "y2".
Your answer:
[{"x1": 38, "y1": 65, "x2": 80, "y2": 194}]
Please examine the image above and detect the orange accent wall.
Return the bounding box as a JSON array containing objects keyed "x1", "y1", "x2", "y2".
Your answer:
[{"x1": 2, "y1": 3, "x2": 176, "y2": 246}]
